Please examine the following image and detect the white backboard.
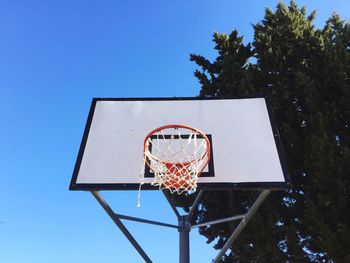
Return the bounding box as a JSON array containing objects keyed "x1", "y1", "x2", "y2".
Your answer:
[{"x1": 70, "y1": 97, "x2": 290, "y2": 191}]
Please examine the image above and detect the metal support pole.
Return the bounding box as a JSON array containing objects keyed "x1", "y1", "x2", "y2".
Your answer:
[
  {"x1": 163, "y1": 190, "x2": 181, "y2": 218},
  {"x1": 212, "y1": 190, "x2": 271, "y2": 263},
  {"x1": 91, "y1": 191, "x2": 152, "y2": 263},
  {"x1": 90, "y1": 189, "x2": 271, "y2": 263},
  {"x1": 178, "y1": 216, "x2": 190, "y2": 263},
  {"x1": 187, "y1": 190, "x2": 205, "y2": 220},
  {"x1": 191, "y1": 214, "x2": 244, "y2": 229},
  {"x1": 115, "y1": 213, "x2": 178, "y2": 229}
]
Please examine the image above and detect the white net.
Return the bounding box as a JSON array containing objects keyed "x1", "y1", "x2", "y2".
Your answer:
[{"x1": 143, "y1": 125, "x2": 210, "y2": 194}]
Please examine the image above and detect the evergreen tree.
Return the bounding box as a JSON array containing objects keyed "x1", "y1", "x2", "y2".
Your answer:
[{"x1": 182, "y1": 1, "x2": 350, "y2": 261}]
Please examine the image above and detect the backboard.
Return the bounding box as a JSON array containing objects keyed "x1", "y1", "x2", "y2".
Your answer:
[{"x1": 69, "y1": 97, "x2": 290, "y2": 191}]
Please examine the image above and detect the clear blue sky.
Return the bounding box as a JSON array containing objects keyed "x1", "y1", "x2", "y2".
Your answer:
[{"x1": 1, "y1": 1, "x2": 349, "y2": 262}]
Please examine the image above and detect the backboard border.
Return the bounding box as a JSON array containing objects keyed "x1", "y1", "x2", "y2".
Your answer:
[{"x1": 69, "y1": 96, "x2": 291, "y2": 191}]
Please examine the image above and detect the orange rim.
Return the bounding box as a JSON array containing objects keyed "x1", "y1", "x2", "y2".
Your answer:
[{"x1": 143, "y1": 124, "x2": 211, "y2": 179}]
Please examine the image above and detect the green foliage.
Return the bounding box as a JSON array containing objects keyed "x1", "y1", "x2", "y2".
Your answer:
[{"x1": 186, "y1": 1, "x2": 350, "y2": 261}]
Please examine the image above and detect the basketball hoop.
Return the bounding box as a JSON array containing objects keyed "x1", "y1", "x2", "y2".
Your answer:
[{"x1": 142, "y1": 124, "x2": 211, "y2": 194}]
